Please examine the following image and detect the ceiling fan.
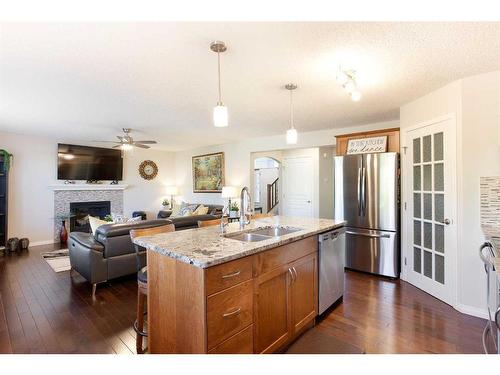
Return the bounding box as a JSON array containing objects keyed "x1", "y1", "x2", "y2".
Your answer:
[{"x1": 96, "y1": 128, "x2": 157, "y2": 150}]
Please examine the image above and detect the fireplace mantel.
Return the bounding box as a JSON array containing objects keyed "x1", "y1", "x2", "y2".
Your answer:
[{"x1": 49, "y1": 184, "x2": 129, "y2": 191}]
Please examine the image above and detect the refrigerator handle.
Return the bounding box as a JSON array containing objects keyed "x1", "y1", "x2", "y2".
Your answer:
[
  {"x1": 361, "y1": 167, "x2": 367, "y2": 216},
  {"x1": 357, "y1": 167, "x2": 362, "y2": 216}
]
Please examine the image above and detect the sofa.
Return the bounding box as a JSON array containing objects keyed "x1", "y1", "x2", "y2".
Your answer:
[
  {"x1": 157, "y1": 203, "x2": 224, "y2": 230},
  {"x1": 68, "y1": 219, "x2": 170, "y2": 295}
]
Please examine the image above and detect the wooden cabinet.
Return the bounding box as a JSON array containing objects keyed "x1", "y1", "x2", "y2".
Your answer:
[
  {"x1": 335, "y1": 127, "x2": 400, "y2": 156},
  {"x1": 254, "y1": 264, "x2": 292, "y2": 353},
  {"x1": 0, "y1": 155, "x2": 8, "y2": 249},
  {"x1": 147, "y1": 235, "x2": 319, "y2": 354},
  {"x1": 290, "y1": 253, "x2": 317, "y2": 334}
]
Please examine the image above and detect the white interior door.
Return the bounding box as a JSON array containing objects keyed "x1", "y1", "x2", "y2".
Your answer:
[
  {"x1": 283, "y1": 156, "x2": 313, "y2": 217},
  {"x1": 403, "y1": 116, "x2": 457, "y2": 306}
]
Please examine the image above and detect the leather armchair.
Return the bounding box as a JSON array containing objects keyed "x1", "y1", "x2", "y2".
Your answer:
[{"x1": 68, "y1": 219, "x2": 171, "y2": 295}]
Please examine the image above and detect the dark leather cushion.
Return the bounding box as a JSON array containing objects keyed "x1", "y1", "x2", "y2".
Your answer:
[
  {"x1": 138, "y1": 266, "x2": 147, "y2": 283},
  {"x1": 157, "y1": 210, "x2": 172, "y2": 219},
  {"x1": 95, "y1": 219, "x2": 172, "y2": 239},
  {"x1": 69, "y1": 232, "x2": 105, "y2": 252},
  {"x1": 170, "y1": 214, "x2": 218, "y2": 229}
]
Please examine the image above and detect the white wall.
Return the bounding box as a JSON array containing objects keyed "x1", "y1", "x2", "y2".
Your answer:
[
  {"x1": 174, "y1": 119, "x2": 399, "y2": 207},
  {"x1": 0, "y1": 130, "x2": 175, "y2": 245},
  {"x1": 400, "y1": 71, "x2": 500, "y2": 317}
]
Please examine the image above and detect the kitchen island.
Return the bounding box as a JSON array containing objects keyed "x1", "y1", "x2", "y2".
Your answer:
[{"x1": 133, "y1": 216, "x2": 345, "y2": 354}]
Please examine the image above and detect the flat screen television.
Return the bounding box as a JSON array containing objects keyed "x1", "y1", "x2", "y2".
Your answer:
[{"x1": 57, "y1": 143, "x2": 123, "y2": 181}]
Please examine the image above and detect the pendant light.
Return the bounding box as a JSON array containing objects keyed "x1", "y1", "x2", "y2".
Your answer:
[
  {"x1": 210, "y1": 41, "x2": 228, "y2": 127},
  {"x1": 285, "y1": 83, "x2": 298, "y2": 144}
]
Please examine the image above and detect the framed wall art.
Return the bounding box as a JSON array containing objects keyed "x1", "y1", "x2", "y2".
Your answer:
[{"x1": 192, "y1": 152, "x2": 225, "y2": 193}]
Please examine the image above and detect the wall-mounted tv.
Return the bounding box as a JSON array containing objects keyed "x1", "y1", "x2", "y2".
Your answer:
[{"x1": 57, "y1": 144, "x2": 123, "y2": 181}]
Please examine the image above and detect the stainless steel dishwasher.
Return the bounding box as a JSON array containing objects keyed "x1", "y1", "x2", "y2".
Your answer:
[{"x1": 318, "y1": 227, "x2": 346, "y2": 315}]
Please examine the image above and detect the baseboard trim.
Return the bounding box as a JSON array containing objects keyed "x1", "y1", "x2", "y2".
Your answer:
[
  {"x1": 455, "y1": 303, "x2": 489, "y2": 320},
  {"x1": 30, "y1": 239, "x2": 57, "y2": 247}
]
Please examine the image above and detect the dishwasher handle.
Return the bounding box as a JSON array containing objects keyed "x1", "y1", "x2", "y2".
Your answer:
[{"x1": 345, "y1": 230, "x2": 390, "y2": 239}]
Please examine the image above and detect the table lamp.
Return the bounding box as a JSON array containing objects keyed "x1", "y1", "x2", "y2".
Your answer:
[{"x1": 165, "y1": 186, "x2": 178, "y2": 208}]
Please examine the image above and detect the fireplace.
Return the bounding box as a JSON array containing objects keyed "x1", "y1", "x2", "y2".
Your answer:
[{"x1": 70, "y1": 201, "x2": 111, "y2": 233}]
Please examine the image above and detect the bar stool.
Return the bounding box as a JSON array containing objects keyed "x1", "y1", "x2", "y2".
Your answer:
[
  {"x1": 130, "y1": 223, "x2": 175, "y2": 354},
  {"x1": 479, "y1": 242, "x2": 499, "y2": 354},
  {"x1": 197, "y1": 218, "x2": 222, "y2": 228}
]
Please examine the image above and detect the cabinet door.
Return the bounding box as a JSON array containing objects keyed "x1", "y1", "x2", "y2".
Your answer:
[
  {"x1": 254, "y1": 264, "x2": 292, "y2": 353},
  {"x1": 290, "y1": 253, "x2": 317, "y2": 335}
]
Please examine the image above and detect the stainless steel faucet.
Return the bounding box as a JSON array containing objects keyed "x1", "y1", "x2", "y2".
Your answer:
[
  {"x1": 220, "y1": 205, "x2": 229, "y2": 234},
  {"x1": 239, "y1": 186, "x2": 252, "y2": 229}
]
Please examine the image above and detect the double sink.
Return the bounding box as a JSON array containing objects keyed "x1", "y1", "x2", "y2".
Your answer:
[{"x1": 223, "y1": 226, "x2": 303, "y2": 242}]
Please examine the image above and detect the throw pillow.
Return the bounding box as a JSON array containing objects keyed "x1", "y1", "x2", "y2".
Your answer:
[
  {"x1": 127, "y1": 216, "x2": 142, "y2": 223},
  {"x1": 88, "y1": 216, "x2": 109, "y2": 235},
  {"x1": 111, "y1": 213, "x2": 128, "y2": 223},
  {"x1": 171, "y1": 201, "x2": 187, "y2": 217},
  {"x1": 179, "y1": 203, "x2": 198, "y2": 217},
  {"x1": 193, "y1": 204, "x2": 209, "y2": 215}
]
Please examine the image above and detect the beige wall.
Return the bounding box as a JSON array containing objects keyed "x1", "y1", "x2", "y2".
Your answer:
[
  {"x1": 0, "y1": 130, "x2": 175, "y2": 245},
  {"x1": 174, "y1": 119, "x2": 399, "y2": 207},
  {"x1": 319, "y1": 146, "x2": 336, "y2": 219}
]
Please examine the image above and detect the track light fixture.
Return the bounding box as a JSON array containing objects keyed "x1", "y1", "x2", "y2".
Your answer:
[{"x1": 336, "y1": 67, "x2": 362, "y2": 102}]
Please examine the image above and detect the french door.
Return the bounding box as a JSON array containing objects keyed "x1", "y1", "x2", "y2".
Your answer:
[{"x1": 403, "y1": 116, "x2": 457, "y2": 305}]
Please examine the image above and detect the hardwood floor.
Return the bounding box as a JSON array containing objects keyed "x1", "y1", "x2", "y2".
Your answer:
[{"x1": 0, "y1": 243, "x2": 487, "y2": 354}]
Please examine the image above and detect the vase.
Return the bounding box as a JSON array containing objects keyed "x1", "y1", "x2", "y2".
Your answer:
[{"x1": 60, "y1": 220, "x2": 68, "y2": 244}]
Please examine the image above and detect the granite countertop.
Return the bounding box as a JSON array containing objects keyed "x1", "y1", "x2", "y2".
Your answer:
[
  {"x1": 133, "y1": 216, "x2": 346, "y2": 268},
  {"x1": 481, "y1": 225, "x2": 500, "y2": 276}
]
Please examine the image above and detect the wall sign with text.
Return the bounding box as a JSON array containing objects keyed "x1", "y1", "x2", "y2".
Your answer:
[{"x1": 346, "y1": 136, "x2": 388, "y2": 154}]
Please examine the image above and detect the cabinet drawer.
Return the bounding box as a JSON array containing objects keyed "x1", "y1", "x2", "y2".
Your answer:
[
  {"x1": 254, "y1": 236, "x2": 317, "y2": 276},
  {"x1": 208, "y1": 325, "x2": 253, "y2": 354},
  {"x1": 207, "y1": 279, "x2": 253, "y2": 349},
  {"x1": 205, "y1": 256, "x2": 253, "y2": 295}
]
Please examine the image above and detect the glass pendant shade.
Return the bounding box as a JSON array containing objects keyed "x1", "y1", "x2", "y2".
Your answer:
[
  {"x1": 351, "y1": 91, "x2": 362, "y2": 101},
  {"x1": 286, "y1": 128, "x2": 298, "y2": 144},
  {"x1": 121, "y1": 144, "x2": 133, "y2": 151},
  {"x1": 213, "y1": 104, "x2": 228, "y2": 127}
]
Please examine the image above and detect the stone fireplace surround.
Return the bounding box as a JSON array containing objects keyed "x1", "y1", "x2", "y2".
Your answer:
[{"x1": 52, "y1": 185, "x2": 126, "y2": 242}]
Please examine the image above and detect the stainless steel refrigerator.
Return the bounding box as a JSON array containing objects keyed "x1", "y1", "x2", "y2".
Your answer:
[{"x1": 334, "y1": 152, "x2": 400, "y2": 278}]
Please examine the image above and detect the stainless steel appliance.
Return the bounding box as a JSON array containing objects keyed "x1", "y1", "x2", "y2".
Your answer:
[
  {"x1": 334, "y1": 152, "x2": 400, "y2": 278},
  {"x1": 318, "y1": 228, "x2": 345, "y2": 314}
]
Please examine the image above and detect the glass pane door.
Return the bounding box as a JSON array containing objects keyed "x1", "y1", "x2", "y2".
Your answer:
[{"x1": 412, "y1": 131, "x2": 446, "y2": 285}]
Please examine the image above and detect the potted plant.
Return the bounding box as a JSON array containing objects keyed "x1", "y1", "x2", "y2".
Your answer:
[
  {"x1": 0, "y1": 149, "x2": 13, "y2": 173},
  {"x1": 229, "y1": 201, "x2": 239, "y2": 218}
]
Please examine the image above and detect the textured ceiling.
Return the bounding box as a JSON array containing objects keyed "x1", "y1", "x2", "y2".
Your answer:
[{"x1": 1, "y1": 22, "x2": 500, "y2": 151}]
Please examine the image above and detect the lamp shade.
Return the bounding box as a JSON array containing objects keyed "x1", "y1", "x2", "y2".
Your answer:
[
  {"x1": 165, "y1": 186, "x2": 178, "y2": 196},
  {"x1": 221, "y1": 186, "x2": 238, "y2": 198}
]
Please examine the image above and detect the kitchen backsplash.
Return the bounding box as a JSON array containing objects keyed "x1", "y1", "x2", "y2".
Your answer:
[{"x1": 480, "y1": 176, "x2": 500, "y2": 227}]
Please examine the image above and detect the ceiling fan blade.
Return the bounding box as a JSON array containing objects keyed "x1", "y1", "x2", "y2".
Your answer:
[
  {"x1": 112, "y1": 145, "x2": 123, "y2": 149},
  {"x1": 134, "y1": 140, "x2": 157, "y2": 144},
  {"x1": 117, "y1": 135, "x2": 125, "y2": 141},
  {"x1": 133, "y1": 143, "x2": 150, "y2": 149},
  {"x1": 92, "y1": 140, "x2": 121, "y2": 144}
]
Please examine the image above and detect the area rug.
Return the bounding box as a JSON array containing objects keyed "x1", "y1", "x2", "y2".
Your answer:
[{"x1": 41, "y1": 249, "x2": 71, "y2": 273}]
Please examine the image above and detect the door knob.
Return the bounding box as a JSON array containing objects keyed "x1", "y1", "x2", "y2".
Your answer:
[{"x1": 441, "y1": 218, "x2": 451, "y2": 225}]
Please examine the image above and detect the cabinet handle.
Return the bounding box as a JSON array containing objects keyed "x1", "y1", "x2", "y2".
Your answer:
[
  {"x1": 292, "y1": 267, "x2": 298, "y2": 281},
  {"x1": 221, "y1": 270, "x2": 241, "y2": 279},
  {"x1": 288, "y1": 268, "x2": 294, "y2": 284},
  {"x1": 222, "y1": 307, "x2": 241, "y2": 318}
]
